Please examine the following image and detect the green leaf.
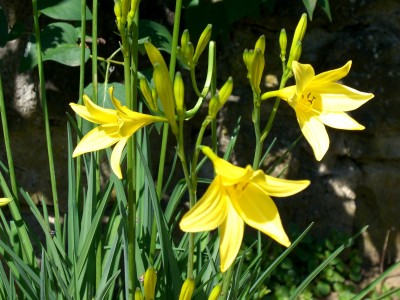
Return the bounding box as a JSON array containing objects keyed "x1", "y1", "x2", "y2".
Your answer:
[
  {"x1": 21, "y1": 22, "x2": 90, "y2": 70},
  {"x1": 139, "y1": 20, "x2": 173, "y2": 54},
  {"x1": 318, "y1": 0, "x2": 332, "y2": 21},
  {"x1": 302, "y1": 0, "x2": 317, "y2": 20},
  {"x1": 38, "y1": 0, "x2": 92, "y2": 21}
]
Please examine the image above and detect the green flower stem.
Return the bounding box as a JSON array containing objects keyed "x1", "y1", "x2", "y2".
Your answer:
[
  {"x1": 95, "y1": 56, "x2": 124, "y2": 66},
  {"x1": 0, "y1": 71, "x2": 18, "y2": 201},
  {"x1": 32, "y1": 0, "x2": 61, "y2": 242},
  {"x1": 252, "y1": 91, "x2": 262, "y2": 169},
  {"x1": 260, "y1": 75, "x2": 290, "y2": 143},
  {"x1": 190, "y1": 67, "x2": 203, "y2": 97},
  {"x1": 76, "y1": 0, "x2": 87, "y2": 205},
  {"x1": 149, "y1": 0, "x2": 183, "y2": 265},
  {"x1": 220, "y1": 265, "x2": 234, "y2": 300}
]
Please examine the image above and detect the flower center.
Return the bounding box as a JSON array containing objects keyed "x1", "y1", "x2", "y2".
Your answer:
[{"x1": 297, "y1": 91, "x2": 319, "y2": 112}]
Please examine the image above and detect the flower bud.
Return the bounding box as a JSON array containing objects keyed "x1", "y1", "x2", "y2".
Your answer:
[
  {"x1": 153, "y1": 63, "x2": 178, "y2": 135},
  {"x1": 288, "y1": 13, "x2": 307, "y2": 61},
  {"x1": 243, "y1": 49, "x2": 253, "y2": 74},
  {"x1": 208, "y1": 77, "x2": 233, "y2": 119},
  {"x1": 144, "y1": 267, "x2": 157, "y2": 300},
  {"x1": 0, "y1": 198, "x2": 12, "y2": 207},
  {"x1": 179, "y1": 278, "x2": 195, "y2": 300},
  {"x1": 174, "y1": 72, "x2": 185, "y2": 117},
  {"x1": 193, "y1": 24, "x2": 212, "y2": 64},
  {"x1": 184, "y1": 42, "x2": 194, "y2": 62},
  {"x1": 254, "y1": 34, "x2": 265, "y2": 55},
  {"x1": 181, "y1": 29, "x2": 190, "y2": 54},
  {"x1": 250, "y1": 48, "x2": 264, "y2": 94},
  {"x1": 114, "y1": 1, "x2": 122, "y2": 29},
  {"x1": 287, "y1": 41, "x2": 302, "y2": 71},
  {"x1": 279, "y1": 28, "x2": 287, "y2": 59},
  {"x1": 207, "y1": 284, "x2": 221, "y2": 300},
  {"x1": 139, "y1": 76, "x2": 158, "y2": 111},
  {"x1": 135, "y1": 288, "x2": 144, "y2": 300}
]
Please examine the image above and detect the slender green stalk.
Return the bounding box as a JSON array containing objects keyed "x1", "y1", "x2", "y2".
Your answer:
[
  {"x1": 149, "y1": 0, "x2": 183, "y2": 265},
  {"x1": 252, "y1": 90, "x2": 262, "y2": 169},
  {"x1": 32, "y1": 0, "x2": 62, "y2": 242},
  {"x1": 0, "y1": 70, "x2": 18, "y2": 201},
  {"x1": 220, "y1": 265, "x2": 233, "y2": 300},
  {"x1": 190, "y1": 67, "x2": 202, "y2": 97}
]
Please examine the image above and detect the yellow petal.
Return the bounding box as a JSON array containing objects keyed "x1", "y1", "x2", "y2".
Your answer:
[
  {"x1": 111, "y1": 138, "x2": 127, "y2": 179},
  {"x1": 0, "y1": 198, "x2": 12, "y2": 207},
  {"x1": 292, "y1": 61, "x2": 315, "y2": 95},
  {"x1": 251, "y1": 171, "x2": 310, "y2": 197},
  {"x1": 201, "y1": 147, "x2": 251, "y2": 185},
  {"x1": 313, "y1": 61, "x2": 352, "y2": 83},
  {"x1": 297, "y1": 110, "x2": 329, "y2": 161},
  {"x1": 276, "y1": 85, "x2": 297, "y2": 101},
  {"x1": 233, "y1": 183, "x2": 290, "y2": 247},
  {"x1": 119, "y1": 114, "x2": 164, "y2": 137},
  {"x1": 219, "y1": 203, "x2": 244, "y2": 272},
  {"x1": 180, "y1": 176, "x2": 228, "y2": 232},
  {"x1": 72, "y1": 95, "x2": 117, "y2": 124},
  {"x1": 317, "y1": 112, "x2": 365, "y2": 130},
  {"x1": 311, "y1": 83, "x2": 373, "y2": 112},
  {"x1": 72, "y1": 125, "x2": 120, "y2": 157}
]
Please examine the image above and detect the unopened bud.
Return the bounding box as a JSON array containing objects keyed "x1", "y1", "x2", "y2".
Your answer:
[
  {"x1": 193, "y1": 24, "x2": 212, "y2": 63},
  {"x1": 184, "y1": 42, "x2": 194, "y2": 62},
  {"x1": 279, "y1": 28, "x2": 287, "y2": 59},
  {"x1": 114, "y1": 1, "x2": 122, "y2": 29},
  {"x1": 243, "y1": 49, "x2": 253, "y2": 73},
  {"x1": 254, "y1": 34, "x2": 265, "y2": 54},
  {"x1": 139, "y1": 76, "x2": 158, "y2": 111},
  {"x1": 207, "y1": 284, "x2": 222, "y2": 300},
  {"x1": 208, "y1": 77, "x2": 233, "y2": 119},
  {"x1": 181, "y1": 29, "x2": 190, "y2": 54},
  {"x1": 250, "y1": 48, "x2": 264, "y2": 94},
  {"x1": 174, "y1": 72, "x2": 185, "y2": 117},
  {"x1": 289, "y1": 13, "x2": 307, "y2": 60},
  {"x1": 287, "y1": 41, "x2": 302, "y2": 70},
  {"x1": 179, "y1": 278, "x2": 195, "y2": 300},
  {"x1": 135, "y1": 288, "x2": 144, "y2": 300},
  {"x1": 0, "y1": 198, "x2": 12, "y2": 207},
  {"x1": 144, "y1": 267, "x2": 157, "y2": 300}
]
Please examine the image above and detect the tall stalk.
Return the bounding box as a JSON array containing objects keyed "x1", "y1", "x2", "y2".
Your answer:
[{"x1": 32, "y1": 0, "x2": 61, "y2": 242}]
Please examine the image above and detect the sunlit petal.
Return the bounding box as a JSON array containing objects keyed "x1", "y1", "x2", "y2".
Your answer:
[
  {"x1": 233, "y1": 183, "x2": 290, "y2": 247},
  {"x1": 72, "y1": 125, "x2": 120, "y2": 157},
  {"x1": 297, "y1": 110, "x2": 329, "y2": 161},
  {"x1": 318, "y1": 112, "x2": 365, "y2": 130},
  {"x1": 180, "y1": 176, "x2": 228, "y2": 232},
  {"x1": 313, "y1": 61, "x2": 351, "y2": 83},
  {"x1": 251, "y1": 171, "x2": 310, "y2": 197},
  {"x1": 276, "y1": 86, "x2": 296, "y2": 101},
  {"x1": 219, "y1": 203, "x2": 244, "y2": 272},
  {"x1": 81, "y1": 95, "x2": 117, "y2": 124},
  {"x1": 119, "y1": 114, "x2": 164, "y2": 137},
  {"x1": 292, "y1": 61, "x2": 315, "y2": 95},
  {"x1": 0, "y1": 198, "x2": 12, "y2": 207},
  {"x1": 311, "y1": 83, "x2": 373, "y2": 112},
  {"x1": 111, "y1": 138, "x2": 127, "y2": 179}
]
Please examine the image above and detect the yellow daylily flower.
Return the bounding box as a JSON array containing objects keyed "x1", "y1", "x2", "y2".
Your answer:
[
  {"x1": 0, "y1": 198, "x2": 12, "y2": 207},
  {"x1": 180, "y1": 147, "x2": 310, "y2": 272},
  {"x1": 70, "y1": 88, "x2": 167, "y2": 178},
  {"x1": 270, "y1": 61, "x2": 374, "y2": 161}
]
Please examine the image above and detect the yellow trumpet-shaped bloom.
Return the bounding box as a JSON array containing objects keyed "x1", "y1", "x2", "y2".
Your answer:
[
  {"x1": 180, "y1": 147, "x2": 310, "y2": 272},
  {"x1": 270, "y1": 61, "x2": 374, "y2": 161},
  {"x1": 70, "y1": 88, "x2": 167, "y2": 178}
]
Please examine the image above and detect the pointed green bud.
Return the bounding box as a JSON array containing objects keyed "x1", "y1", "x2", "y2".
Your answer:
[
  {"x1": 208, "y1": 77, "x2": 233, "y2": 119},
  {"x1": 174, "y1": 72, "x2": 185, "y2": 117},
  {"x1": 250, "y1": 48, "x2": 264, "y2": 94},
  {"x1": 207, "y1": 284, "x2": 222, "y2": 300},
  {"x1": 289, "y1": 13, "x2": 307, "y2": 61},
  {"x1": 135, "y1": 288, "x2": 144, "y2": 300},
  {"x1": 0, "y1": 198, "x2": 12, "y2": 207},
  {"x1": 153, "y1": 63, "x2": 178, "y2": 135},
  {"x1": 184, "y1": 42, "x2": 194, "y2": 62},
  {"x1": 243, "y1": 49, "x2": 253, "y2": 73},
  {"x1": 139, "y1": 76, "x2": 158, "y2": 112},
  {"x1": 254, "y1": 34, "x2": 265, "y2": 54},
  {"x1": 279, "y1": 28, "x2": 287, "y2": 59},
  {"x1": 287, "y1": 41, "x2": 302, "y2": 70},
  {"x1": 144, "y1": 267, "x2": 157, "y2": 300},
  {"x1": 114, "y1": 1, "x2": 122, "y2": 29},
  {"x1": 179, "y1": 278, "x2": 195, "y2": 300},
  {"x1": 181, "y1": 29, "x2": 190, "y2": 54},
  {"x1": 144, "y1": 41, "x2": 169, "y2": 72},
  {"x1": 120, "y1": 0, "x2": 130, "y2": 26},
  {"x1": 193, "y1": 24, "x2": 212, "y2": 64}
]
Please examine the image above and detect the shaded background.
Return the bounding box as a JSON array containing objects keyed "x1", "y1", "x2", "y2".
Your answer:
[{"x1": 0, "y1": 0, "x2": 399, "y2": 285}]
